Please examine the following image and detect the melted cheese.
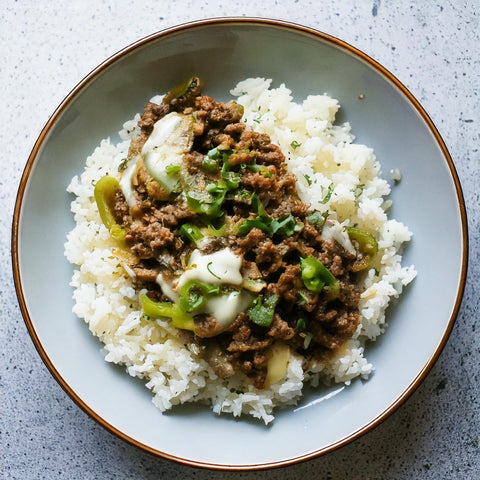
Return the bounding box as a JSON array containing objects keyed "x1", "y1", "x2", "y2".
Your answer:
[
  {"x1": 141, "y1": 112, "x2": 193, "y2": 191},
  {"x1": 119, "y1": 159, "x2": 139, "y2": 208},
  {"x1": 176, "y1": 248, "x2": 243, "y2": 290},
  {"x1": 155, "y1": 273, "x2": 179, "y2": 302},
  {"x1": 204, "y1": 290, "x2": 252, "y2": 329},
  {"x1": 119, "y1": 112, "x2": 193, "y2": 206},
  {"x1": 156, "y1": 248, "x2": 248, "y2": 330}
]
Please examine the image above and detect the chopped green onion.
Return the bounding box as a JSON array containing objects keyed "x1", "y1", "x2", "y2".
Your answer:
[
  {"x1": 224, "y1": 171, "x2": 240, "y2": 190},
  {"x1": 202, "y1": 156, "x2": 219, "y2": 173},
  {"x1": 251, "y1": 193, "x2": 267, "y2": 218},
  {"x1": 270, "y1": 215, "x2": 302, "y2": 237},
  {"x1": 207, "y1": 147, "x2": 220, "y2": 159},
  {"x1": 291, "y1": 140, "x2": 302, "y2": 150},
  {"x1": 237, "y1": 213, "x2": 302, "y2": 238},
  {"x1": 118, "y1": 158, "x2": 128, "y2": 172},
  {"x1": 233, "y1": 189, "x2": 251, "y2": 201},
  {"x1": 207, "y1": 182, "x2": 223, "y2": 193},
  {"x1": 297, "y1": 291, "x2": 309, "y2": 304},
  {"x1": 320, "y1": 183, "x2": 334, "y2": 204},
  {"x1": 186, "y1": 187, "x2": 225, "y2": 219},
  {"x1": 247, "y1": 164, "x2": 271, "y2": 177},
  {"x1": 237, "y1": 218, "x2": 271, "y2": 236}
]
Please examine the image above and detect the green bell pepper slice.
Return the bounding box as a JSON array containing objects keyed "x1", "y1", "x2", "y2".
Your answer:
[
  {"x1": 93, "y1": 175, "x2": 127, "y2": 243},
  {"x1": 300, "y1": 256, "x2": 339, "y2": 300},
  {"x1": 178, "y1": 223, "x2": 204, "y2": 244},
  {"x1": 139, "y1": 292, "x2": 195, "y2": 331},
  {"x1": 345, "y1": 227, "x2": 378, "y2": 272},
  {"x1": 162, "y1": 77, "x2": 203, "y2": 105},
  {"x1": 178, "y1": 280, "x2": 220, "y2": 314}
]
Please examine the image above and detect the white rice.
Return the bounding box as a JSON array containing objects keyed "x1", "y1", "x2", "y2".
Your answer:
[{"x1": 64, "y1": 78, "x2": 416, "y2": 424}]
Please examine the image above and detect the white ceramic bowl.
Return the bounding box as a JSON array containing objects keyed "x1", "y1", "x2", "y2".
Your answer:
[{"x1": 12, "y1": 18, "x2": 467, "y2": 470}]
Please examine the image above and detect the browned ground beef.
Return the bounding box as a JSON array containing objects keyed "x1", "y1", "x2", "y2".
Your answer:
[{"x1": 112, "y1": 79, "x2": 363, "y2": 389}]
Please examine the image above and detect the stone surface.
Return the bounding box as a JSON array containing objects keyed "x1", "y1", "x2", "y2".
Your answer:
[{"x1": 1, "y1": 1, "x2": 478, "y2": 478}]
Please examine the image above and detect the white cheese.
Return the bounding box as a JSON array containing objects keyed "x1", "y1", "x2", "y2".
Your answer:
[
  {"x1": 119, "y1": 112, "x2": 193, "y2": 205},
  {"x1": 155, "y1": 273, "x2": 179, "y2": 302},
  {"x1": 155, "y1": 248, "x2": 248, "y2": 330},
  {"x1": 141, "y1": 112, "x2": 193, "y2": 192},
  {"x1": 119, "y1": 159, "x2": 139, "y2": 208},
  {"x1": 204, "y1": 290, "x2": 252, "y2": 329},
  {"x1": 176, "y1": 248, "x2": 243, "y2": 290}
]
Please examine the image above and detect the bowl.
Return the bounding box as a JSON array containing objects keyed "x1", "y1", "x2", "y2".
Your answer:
[{"x1": 12, "y1": 18, "x2": 467, "y2": 470}]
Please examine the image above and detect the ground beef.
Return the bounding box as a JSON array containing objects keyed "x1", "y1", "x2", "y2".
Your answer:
[
  {"x1": 193, "y1": 314, "x2": 220, "y2": 338},
  {"x1": 138, "y1": 102, "x2": 172, "y2": 135},
  {"x1": 202, "y1": 342, "x2": 235, "y2": 378},
  {"x1": 126, "y1": 221, "x2": 177, "y2": 258},
  {"x1": 151, "y1": 202, "x2": 194, "y2": 227},
  {"x1": 113, "y1": 79, "x2": 364, "y2": 389},
  {"x1": 267, "y1": 314, "x2": 296, "y2": 340},
  {"x1": 112, "y1": 191, "x2": 130, "y2": 226},
  {"x1": 270, "y1": 265, "x2": 302, "y2": 302}
]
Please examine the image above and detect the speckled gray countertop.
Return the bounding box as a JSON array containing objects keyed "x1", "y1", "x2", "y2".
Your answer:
[{"x1": 1, "y1": 1, "x2": 479, "y2": 479}]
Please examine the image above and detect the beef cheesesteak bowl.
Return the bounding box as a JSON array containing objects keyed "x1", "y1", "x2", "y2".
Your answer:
[
  {"x1": 65, "y1": 76, "x2": 415, "y2": 424},
  {"x1": 13, "y1": 19, "x2": 466, "y2": 470}
]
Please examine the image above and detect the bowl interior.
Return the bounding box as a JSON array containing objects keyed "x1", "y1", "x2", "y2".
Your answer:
[{"x1": 16, "y1": 20, "x2": 465, "y2": 468}]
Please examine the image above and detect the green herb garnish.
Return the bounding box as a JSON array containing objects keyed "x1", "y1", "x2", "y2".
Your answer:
[
  {"x1": 202, "y1": 156, "x2": 220, "y2": 173},
  {"x1": 247, "y1": 293, "x2": 279, "y2": 327},
  {"x1": 237, "y1": 212, "x2": 302, "y2": 238},
  {"x1": 251, "y1": 193, "x2": 268, "y2": 218},
  {"x1": 306, "y1": 210, "x2": 328, "y2": 229},
  {"x1": 296, "y1": 318, "x2": 306, "y2": 331},
  {"x1": 236, "y1": 218, "x2": 272, "y2": 236},
  {"x1": 270, "y1": 215, "x2": 302, "y2": 237},
  {"x1": 117, "y1": 158, "x2": 128, "y2": 172},
  {"x1": 320, "y1": 183, "x2": 334, "y2": 204},
  {"x1": 297, "y1": 291, "x2": 309, "y2": 305}
]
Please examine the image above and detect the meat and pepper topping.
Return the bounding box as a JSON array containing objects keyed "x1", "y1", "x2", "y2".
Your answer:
[{"x1": 93, "y1": 78, "x2": 378, "y2": 389}]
